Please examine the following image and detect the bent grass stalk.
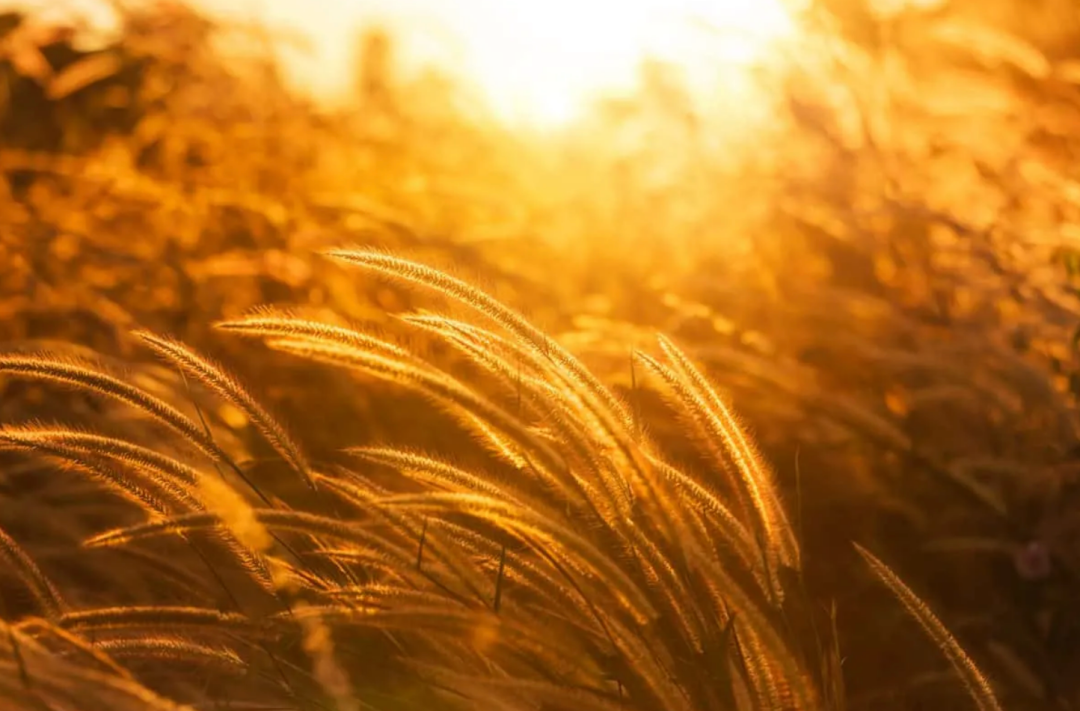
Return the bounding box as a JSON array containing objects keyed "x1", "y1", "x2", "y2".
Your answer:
[{"x1": 855, "y1": 544, "x2": 1003, "y2": 711}]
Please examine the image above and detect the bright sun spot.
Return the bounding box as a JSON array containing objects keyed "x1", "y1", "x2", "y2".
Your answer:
[
  {"x1": 444, "y1": 0, "x2": 799, "y2": 126},
  {"x1": 8, "y1": 0, "x2": 801, "y2": 127},
  {"x1": 231, "y1": 0, "x2": 801, "y2": 127}
]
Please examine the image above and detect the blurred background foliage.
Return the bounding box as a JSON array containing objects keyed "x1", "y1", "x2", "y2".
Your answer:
[{"x1": 4, "y1": 0, "x2": 1080, "y2": 708}]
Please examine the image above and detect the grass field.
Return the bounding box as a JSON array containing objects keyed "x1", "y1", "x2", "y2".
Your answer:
[{"x1": 2, "y1": 1, "x2": 1080, "y2": 709}]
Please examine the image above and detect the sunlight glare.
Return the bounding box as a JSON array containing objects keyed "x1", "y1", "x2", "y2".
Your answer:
[
  {"x1": 7, "y1": 0, "x2": 801, "y2": 128},
  {"x1": 228, "y1": 0, "x2": 801, "y2": 128},
  {"x1": 431, "y1": 0, "x2": 799, "y2": 127}
]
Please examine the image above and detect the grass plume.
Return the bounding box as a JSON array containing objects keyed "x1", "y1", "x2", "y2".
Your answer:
[{"x1": 855, "y1": 543, "x2": 1003, "y2": 711}]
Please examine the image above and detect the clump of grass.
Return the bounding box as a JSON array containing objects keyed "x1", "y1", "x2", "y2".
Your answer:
[{"x1": 0, "y1": 249, "x2": 1004, "y2": 710}]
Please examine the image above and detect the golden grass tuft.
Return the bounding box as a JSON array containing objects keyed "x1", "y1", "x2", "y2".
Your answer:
[{"x1": 0, "y1": 246, "x2": 1010, "y2": 710}]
